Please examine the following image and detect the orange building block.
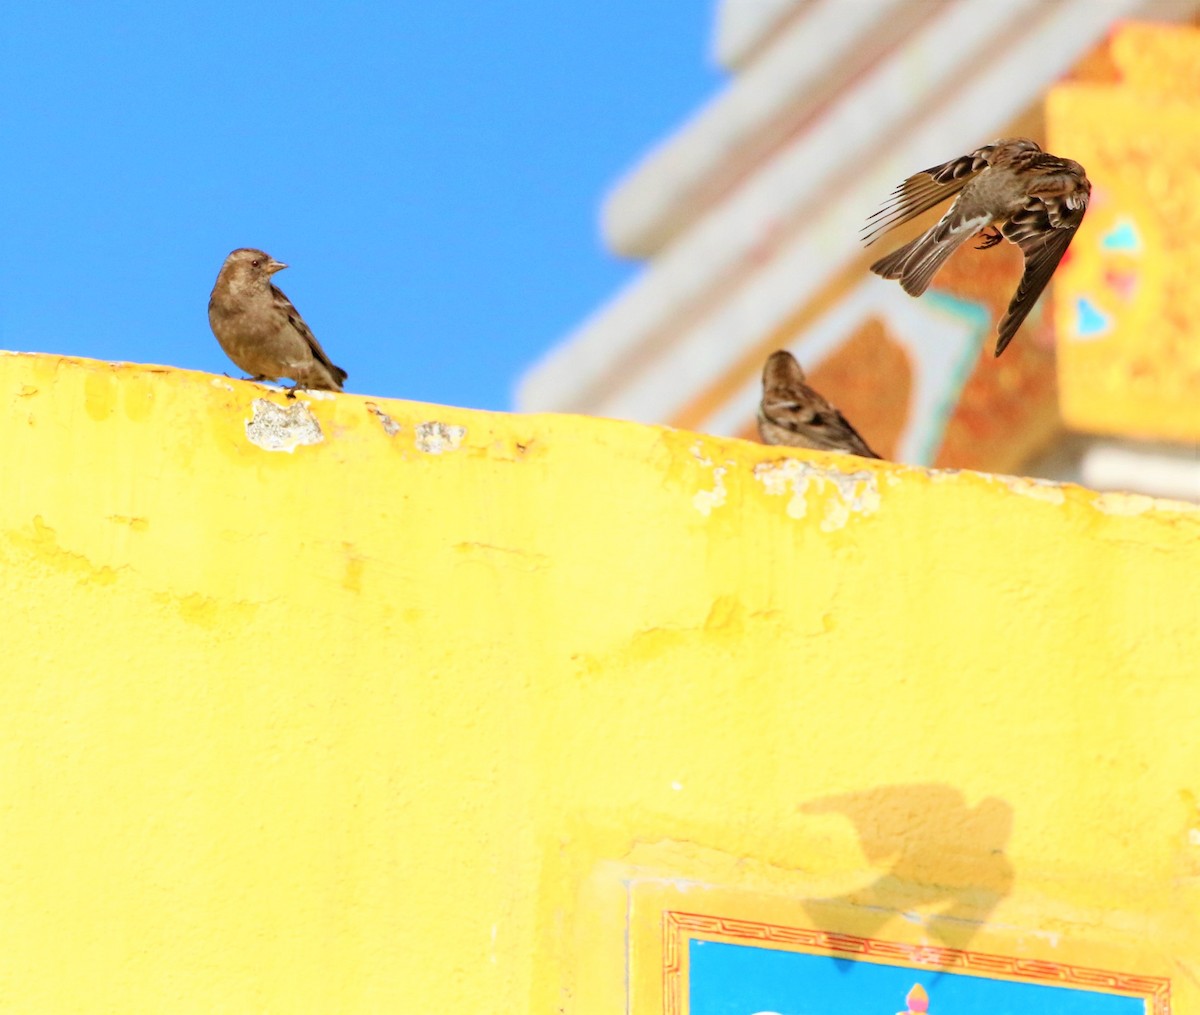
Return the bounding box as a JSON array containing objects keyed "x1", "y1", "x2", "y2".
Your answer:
[{"x1": 1048, "y1": 23, "x2": 1200, "y2": 442}]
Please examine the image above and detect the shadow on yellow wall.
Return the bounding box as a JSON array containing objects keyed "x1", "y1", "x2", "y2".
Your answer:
[{"x1": 800, "y1": 785, "x2": 1014, "y2": 955}]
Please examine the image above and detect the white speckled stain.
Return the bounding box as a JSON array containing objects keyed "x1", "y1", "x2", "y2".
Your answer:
[
  {"x1": 1093, "y1": 491, "x2": 1199, "y2": 515},
  {"x1": 937, "y1": 468, "x2": 1200, "y2": 516},
  {"x1": 929, "y1": 468, "x2": 1067, "y2": 502},
  {"x1": 416, "y1": 421, "x2": 466, "y2": 454},
  {"x1": 693, "y1": 467, "x2": 727, "y2": 516},
  {"x1": 365, "y1": 401, "x2": 401, "y2": 437},
  {"x1": 754, "y1": 458, "x2": 880, "y2": 530},
  {"x1": 1027, "y1": 929, "x2": 1062, "y2": 949},
  {"x1": 998, "y1": 475, "x2": 1067, "y2": 504},
  {"x1": 245, "y1": 398, "x2": 324, "y2": 453},
  {"x1": 691, "y1": 443, "x2": 730, "y2": 516}
]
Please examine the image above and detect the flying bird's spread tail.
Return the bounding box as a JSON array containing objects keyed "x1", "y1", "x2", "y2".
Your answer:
[
  {"x1": 863, "y1": 138, "x2": 1089, "y2": 355},
  {"x1": 869, "y1": 215, "x2": 983, "y2": 297},
  {"x1": 757, "y1": 350, "x2": 881, "y2": 460}
]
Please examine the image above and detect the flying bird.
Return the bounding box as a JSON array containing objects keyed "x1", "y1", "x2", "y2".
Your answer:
[
  {"x1": 863, "y1": 138, "x2": 1090, "y2": 356},
  {"x1": 208, "y1": 248, "x2": 348, "y2": 393},
  {"x1": 758, "y1": 350, "x2": 881, "y2": 459}
]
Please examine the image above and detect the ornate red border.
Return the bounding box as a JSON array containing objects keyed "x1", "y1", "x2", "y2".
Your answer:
[{"x1": 662, "y1": 911, "x2": 1170, "y2": 1015}]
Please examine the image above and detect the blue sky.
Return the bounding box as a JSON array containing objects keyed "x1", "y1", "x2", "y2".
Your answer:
[{"x1": 0, "y1": 3, "x2": 722, "y2": 411}]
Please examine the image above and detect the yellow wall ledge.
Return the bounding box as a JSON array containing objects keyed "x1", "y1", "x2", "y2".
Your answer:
[{"x1": 1, "y1": 352, "x2": 1198, "y2": 1012}]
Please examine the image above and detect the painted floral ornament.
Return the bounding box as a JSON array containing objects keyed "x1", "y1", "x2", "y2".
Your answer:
[{"x1": 898, "y1": 983, "x2": 929, "y2": 1014}]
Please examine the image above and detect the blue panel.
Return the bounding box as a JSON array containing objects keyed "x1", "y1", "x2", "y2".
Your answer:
[
  {"x1": 688, "y1": 940, "x2": 1144, "y2": 1015},
  {"x1": 1074, "y1": 297, "x2": 1112, "y2": 337},
  {"x1": 1100, "y1": 220, "x2": 1141, "y2": 253}
]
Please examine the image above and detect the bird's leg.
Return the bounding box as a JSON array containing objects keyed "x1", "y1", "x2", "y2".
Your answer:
[{"x1": 975, "y1": 226, "x2": 1003, "y2": 250}]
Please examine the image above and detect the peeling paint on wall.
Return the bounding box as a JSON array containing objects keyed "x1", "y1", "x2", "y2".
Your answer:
[
  {"x1": 753, "y1": 457, "x2": 881, "y2": 530},
  {"x1": 416, "y1": 421, "x2": 466, "y2": 454},
  {"x1": 995, "y1": 475, "x2": 1068, "y2": 506},
  {"x1": 1093, "y1": 491, "x2": 1199, "y2": 516},
  {"x1": 245, "y1": 398, "x2": 324, "y2": 452},
  {"x1": 690, "y1": 443, "x2": 730, "y2": 516},
  {"x1": 693, "y1": 467, "x2": 728, "y2": 516},
  {"x1": 365, "y1": 402, "x2": 401, "y2": 437}
]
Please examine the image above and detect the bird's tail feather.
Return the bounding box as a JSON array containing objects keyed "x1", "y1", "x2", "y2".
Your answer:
[
  {"x1": 870, "y1": 222, "x2": 978, "y2": 297},
  {"x1": 868, "y1": 236, "x2": 922, "y2": 281}
]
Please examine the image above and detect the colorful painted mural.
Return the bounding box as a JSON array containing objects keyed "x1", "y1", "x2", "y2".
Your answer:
[{"x1": 1050, "y1": 22, "x2": 1200, "y2": 442}]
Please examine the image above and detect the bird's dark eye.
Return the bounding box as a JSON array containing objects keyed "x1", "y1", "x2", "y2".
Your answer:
[{"x1": 251, "y1": 259, "x2": 260, "y2": 268}]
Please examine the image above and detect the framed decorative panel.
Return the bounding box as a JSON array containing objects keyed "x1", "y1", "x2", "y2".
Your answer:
[
  {"x1": 610, "y1": 877, "x2": 1173, "y2": 1015},
  {"x1": 664, "y1": 911, "x2": 1167, "y2": 1015}
]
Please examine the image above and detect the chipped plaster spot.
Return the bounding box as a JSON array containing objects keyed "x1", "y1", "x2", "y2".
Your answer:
[
  {"x1": 693, "y1": 466, "x2": 727, "y2": 516},
  {"x1": 690, "y1": 442, "x2": 730, "y2": 516},
  {"x1": 928, "y1": 467, "x2": 965, "y2": 484},
  {"x1": 933, "y1": 467, "x2": 1199, "y2": 515},
  {"x1": 1094, "y1": 491, "x2": 1199, "y2": 515},
  {"x1": 671, "y1": 781, "x2": 684, "y2": 792},
  {"x1": 365, "y1": 401, "x2": 401, "y2": 437},
  {"x1": 298, "y1": 388, "x2": 337, "y2": 401},
  {"x1": 210, "y1": 378, "x2": 234, "y2": 392},
  {"x1": 416, "y1": 421, "x2": 466, "y2": 454},
  {"x1": 998, "y1": 475, "x2": 1067, "y2": 504},
  {"x1": 245, "y1": 398, "x2": 324, "y2": 452},
  {"x1": 754, "y1": 458, "x2": 880, "y2": 530}
]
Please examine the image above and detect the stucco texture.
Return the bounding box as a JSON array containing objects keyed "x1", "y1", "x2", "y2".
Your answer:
[{"x1": 0, "y1": 353, "x2": 1197, "y2": 1012}]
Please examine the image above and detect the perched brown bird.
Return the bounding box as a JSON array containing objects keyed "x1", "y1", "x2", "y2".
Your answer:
[
  {"x1": 758, "y1": 350, "x2": 881, "y2": 459},
  {"x1": 208, "y1": 248, "x2": 348, "y2": 392},
  {"x1": 864, "y1": 138, "x2": 1090, "y2": 356}
]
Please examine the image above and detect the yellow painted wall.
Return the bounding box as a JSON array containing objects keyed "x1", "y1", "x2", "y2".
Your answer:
[
  {"x1": 1, "y1": 352, "x2": 1198, "y2": 1012},
  {"x1": 1050, "y1": 22, "x2": 1200, "y2": 441}
]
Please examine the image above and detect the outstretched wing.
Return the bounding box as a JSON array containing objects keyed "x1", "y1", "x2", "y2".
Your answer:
[
  {"x1": 994, "y1": 188, "x2": 1087, "y2": 356},
  {"x1": 862, "y1": 144, "x2": 1003, "y2": 246}
]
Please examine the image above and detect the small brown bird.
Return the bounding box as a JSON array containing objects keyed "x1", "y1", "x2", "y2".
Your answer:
[
  {"x1": 208, "y1": 248, "x2": 348, "y2": 392},
  {"x1": 758, "y1": 350, "x2": 881, "y2": 459},
  {"x1": 864, "y1": 138, "x2": 1090, "y2": 356}
]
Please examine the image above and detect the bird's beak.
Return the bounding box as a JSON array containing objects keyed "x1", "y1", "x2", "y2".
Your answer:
[{"x1": 267, "y1": 259, "x2": 288, "y2": 274}]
